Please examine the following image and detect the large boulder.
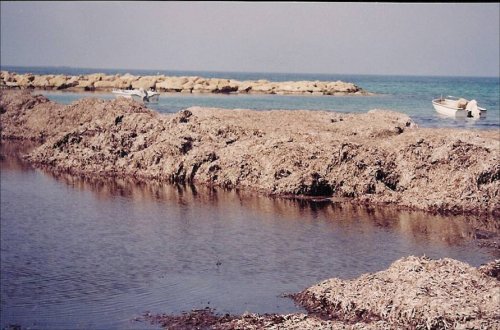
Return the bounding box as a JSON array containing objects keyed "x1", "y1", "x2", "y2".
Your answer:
[
  {"x1": 131, "y1": 76, "x2": 157, "y2": 90},
  {"x1": 47, "y1": 75, "x2": 68, "y2": 89},
  {"x1": 181, "y1": 77, "x2": 199, "y2": 92},
  {"x1": 15, "y1": 74, "x2": 35, "y2": 88},
  {"x1": 156, "y1": 77, "x2": 188, "y2": 92},
  {"x1": 276, "y1": 82, "x2": 301, "y2": 93},
  {"x1": 325, "y1": 81, "x2": 359, "y2": 94},
  {"x1": 76, "y1": 80, "x2": 95, "y2": 91},
  {"x1": 251, "y1": 82, "x2": 276, "y2": 93},
  {"x1": 32, "y1": 75, "x2": 52, "y2": 89},
  {"x1": 93, "y1": 80, "x2": 116, "y2": 89},
  {"x1": 86, "y1": 73, "x2": 107, "y2": 84},
  {"x1": 214, "y1": 79, "x2": 239, "y2": 93},
  {"x1": 238, "y1": 81, "x2": 254, "y2": 93},
  {"x1": 114, "y1": 74, "x2": 138, "y2": 89},
  {"x1": 192, "y1": 78, "x2": 214, "y2": 93}
]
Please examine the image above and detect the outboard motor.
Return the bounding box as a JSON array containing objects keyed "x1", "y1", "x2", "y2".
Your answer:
[
  {"x1": 466, "y1": 100, "x2": 480, "y2": 118},
  {"x1": 139, "y1": 88, "x2": 149, "y2": 102}
]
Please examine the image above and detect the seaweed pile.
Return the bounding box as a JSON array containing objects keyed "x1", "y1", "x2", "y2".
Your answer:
[{"x1": 1, "y1": 90, "x2": 498, "y2": 216}]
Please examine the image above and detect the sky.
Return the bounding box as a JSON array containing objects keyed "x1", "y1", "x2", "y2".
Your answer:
[{"x1": 1, "y1": 2, "x2": 499, "y2": 77}]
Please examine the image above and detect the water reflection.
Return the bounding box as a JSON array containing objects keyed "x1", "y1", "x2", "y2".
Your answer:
[
  {"x1": 0, "y1": 142, "x2": 497, "y2": 330},
  {"x1": 37, "y1": 167, "x2": 499, "y2": 248},
  {"x1": 0, "y1": 140, "x2": 38, "y2": 171}
]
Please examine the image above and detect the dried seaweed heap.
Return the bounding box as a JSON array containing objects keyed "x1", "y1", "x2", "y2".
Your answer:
[{"x1": 294, "y1": 256, "x2": 500, "y2": 329}]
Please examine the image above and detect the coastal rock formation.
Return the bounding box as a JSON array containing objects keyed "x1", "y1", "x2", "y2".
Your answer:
[
  {"x1": 144, "y1": 257, "x2": 500, "y2": 329},
  {"x1": 1, "y1": 90, "x2": 498, "y2": 216},
  {"x1": 0, "y1": 71, "x2": 371, "y2": 96}
]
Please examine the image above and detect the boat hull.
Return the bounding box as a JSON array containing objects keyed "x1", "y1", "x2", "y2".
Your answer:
[
  {"x1": 432, "y1": 99, "x2": 487, "y2": 119},
  {"x1": 432, "y1": 100, "x2": 467, "y2": 118},
  {"x1": 112, "y1": 90, "x2": 160, "y2": 103}
]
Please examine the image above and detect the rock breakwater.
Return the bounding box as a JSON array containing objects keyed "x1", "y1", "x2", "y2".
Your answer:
[
  {"x1": 1, "y1": 90, "x2": 498, "y2": 216},
  {"x1": 0, "y1": 71, "x2": 371, "y2": 95}
]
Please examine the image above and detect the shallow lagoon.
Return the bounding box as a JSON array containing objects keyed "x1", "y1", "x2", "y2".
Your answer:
[{"x1": 0, "y1": 145, "x2": 495, "y2": 329}]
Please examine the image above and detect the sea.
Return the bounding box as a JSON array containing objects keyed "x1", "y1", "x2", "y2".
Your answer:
[
  {"x1": 1, "y1": 66, "x2": 499, "y2": 330},
  {"x1": 3, "y1": 65, "x2": 500, "y2": 130}
]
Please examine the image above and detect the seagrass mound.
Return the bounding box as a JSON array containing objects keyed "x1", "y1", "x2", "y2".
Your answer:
[
  {"x1": 293, "y1": 256, "x2": 500, "y2": 329},
  {"x1": 479, "y1": 259, "x2": 500, "y2": 280},
  {"x1": 144, "y1": 257, "x2": 499, "y2": 329},
  {"x1": 1, "y1": 90, "x2": 499, "y2": 216}
]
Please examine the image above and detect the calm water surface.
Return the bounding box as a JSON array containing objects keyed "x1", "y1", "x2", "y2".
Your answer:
[{"x1": 0, "y1": 145, "x2": 495, "y2": 329}]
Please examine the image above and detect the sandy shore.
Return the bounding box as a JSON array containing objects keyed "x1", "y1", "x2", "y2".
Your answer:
[
  {"x1": 1, "y1": 71, "x2": 371, "y2": 96},
  {"x1": 1, "y1": 90, "x2": 498, "y2": 218}
]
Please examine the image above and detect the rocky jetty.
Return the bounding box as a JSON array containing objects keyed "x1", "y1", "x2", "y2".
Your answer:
[
  {"x1": 0, "y1": 71, "x2": 371, "y2": 95},
  {"x1": 144, "y1": 257, "x2": 500, "y2": 329},
  {"x1": 1, "y1": 90, "x2": 499, "y2": 216}
]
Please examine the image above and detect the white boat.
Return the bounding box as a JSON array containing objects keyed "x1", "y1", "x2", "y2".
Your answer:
[
  {"x1": 112, "y1": 88, "x2": 160, "y2": 103},
  {"x1": 432, "y1": 96, "x2": 486, "y2": 119}
]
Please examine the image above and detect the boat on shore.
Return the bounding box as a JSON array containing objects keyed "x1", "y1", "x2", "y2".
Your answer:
[
  {"x1": 112, "y1": 88, "x2": 160, "y2": 103},
  {"x1": 432, "y1": 96, "x2": 486, "y2": 119}
]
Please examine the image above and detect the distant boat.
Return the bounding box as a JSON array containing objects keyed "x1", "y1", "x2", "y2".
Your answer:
[
  {"x1": 112, "y1": 88, "x2": 160, "y2": 103},
  {"x1": 432, "y1": 96, "x2": 486, "y2": 119}
]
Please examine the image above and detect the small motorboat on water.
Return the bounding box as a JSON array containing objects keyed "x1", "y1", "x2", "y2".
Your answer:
[
  {"x1": 432, "y1": 96, "x2": 486, "y2": 119},
  {"x1": 112, "y1": 88, "x2": 160, "y2": 103}
]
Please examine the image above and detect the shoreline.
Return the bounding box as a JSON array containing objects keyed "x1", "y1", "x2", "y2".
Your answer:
[
  {"x1": 0, "y1": 71, "x2": 373, "y2": 96},
  {"x1": 143, "y1": 257, "x2": 499, "y2": 329},
  {"x1": 2, "y1": 140, "x2": 498, "y2": 246},
  {"x1": 1, "y1": 89, "x2": 499, "y2": 218}
]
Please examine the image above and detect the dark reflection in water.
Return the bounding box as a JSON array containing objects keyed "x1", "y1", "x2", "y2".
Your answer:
[{"x1": 0, "y1": 142, "x2": 497, "y2": 329}]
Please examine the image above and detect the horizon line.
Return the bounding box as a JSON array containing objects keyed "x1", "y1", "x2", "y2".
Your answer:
[{"x1": 1, "y1": 64, "x2": 499, "y2": 79}]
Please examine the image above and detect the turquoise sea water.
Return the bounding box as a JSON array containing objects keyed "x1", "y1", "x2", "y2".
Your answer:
[{"x1": 3, "y1": 66, "x2": 499, "y2": 130}]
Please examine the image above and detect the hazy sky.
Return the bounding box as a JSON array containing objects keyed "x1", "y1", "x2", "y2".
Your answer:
[{"x1": 1, "y1": 2, "x2": 499, "y2": 76}]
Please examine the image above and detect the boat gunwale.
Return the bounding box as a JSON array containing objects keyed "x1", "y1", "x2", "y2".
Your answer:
[
  {"x1": 432, "y1": 99, "x2": 467, "y2": 111},
  {"x1": 432, "y1": 99, "x2": 487, "y2": 112}
]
